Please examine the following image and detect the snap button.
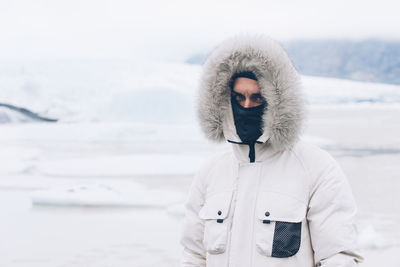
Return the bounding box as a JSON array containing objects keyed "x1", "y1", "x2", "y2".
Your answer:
[
  {"x1": 265, "y1": 211, "x2": 270, "y2": 217},
  {"x1": 217, "y1": 210, "x2": 222, "y2": 216}
]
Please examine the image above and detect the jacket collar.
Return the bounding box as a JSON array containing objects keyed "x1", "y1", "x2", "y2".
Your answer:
[{"x1": 230, "y1": 141, "x2": 280, "y2": 163}]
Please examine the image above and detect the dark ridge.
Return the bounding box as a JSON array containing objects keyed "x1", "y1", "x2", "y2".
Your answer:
[{"x1": 0, "y1": 102, "x2": 58, "y2": 122}]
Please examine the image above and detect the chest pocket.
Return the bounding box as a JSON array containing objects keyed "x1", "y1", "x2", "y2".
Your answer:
[
  {"x1": 198, "y1": 191, "x2": 233, "y2": 254},
  {"x1": 255, "y1": 191, "x2": 307, "y2": 258}
]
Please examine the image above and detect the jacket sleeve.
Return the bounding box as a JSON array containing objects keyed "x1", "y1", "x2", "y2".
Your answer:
[
  {"x1": 180, "y1": 167, "x2": 207, "y2": 267},
  {"x1": 306, "y1": 151, "x2": 364, "y2": 266}
]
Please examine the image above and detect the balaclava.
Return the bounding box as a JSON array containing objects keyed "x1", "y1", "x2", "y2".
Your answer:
[{"x1": 230, "y1": 71, "x2": 266, "y2": 162}]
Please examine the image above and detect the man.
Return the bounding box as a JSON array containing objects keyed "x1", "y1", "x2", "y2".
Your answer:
[{"x1": 180, "y1": 34, "x2": 363, "y2": 267}]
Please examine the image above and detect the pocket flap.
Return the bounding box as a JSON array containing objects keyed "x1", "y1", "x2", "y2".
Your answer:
[
  {"x1": 199, "y1": 191, "x2": 233, "y2": 220},
  {"x1": 256, "y1": 191, "x2": 306, "y2": 222}
]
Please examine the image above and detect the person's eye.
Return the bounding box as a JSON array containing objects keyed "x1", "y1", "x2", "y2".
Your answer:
[
  {"x1": 236, "y1": 95, "x2": 245, "y2": 102},
  {"x1": 232, "y1": 92, "x2": 245, "y2": 102},
  {"x1": 252, "y1": 95, "x2": 265, "y2": 104}
]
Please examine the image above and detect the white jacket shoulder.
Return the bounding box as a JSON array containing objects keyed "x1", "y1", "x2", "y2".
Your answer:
[{"x1": 291, "y1": 140, "x2": 343, "y2": 186}]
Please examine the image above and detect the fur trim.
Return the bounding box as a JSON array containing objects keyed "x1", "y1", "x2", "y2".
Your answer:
[{"x1": 197, "y1": 34, "x2": 306, "y2": 152}]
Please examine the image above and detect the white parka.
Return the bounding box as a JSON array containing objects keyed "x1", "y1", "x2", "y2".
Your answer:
[{"x1": 180, "y1": 34, "x2": 363, "y2": 267}]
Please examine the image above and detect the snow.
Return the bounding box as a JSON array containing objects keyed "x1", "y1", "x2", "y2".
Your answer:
[
  {"x1": 30, "y1": 182, "x2": 184, "y2": 208},
  {"x1": 302, "y1": 75, "x2": 400, "y2": 106},
  {"x1": 35, "y1": 154, "x2": 204, "y2": 177},
  {"x1": 1, "y1": 60, "x2": 400, "y2": 124},
  {"x1": 1, "y1": 62, "x2": 400, "y2": 266}
]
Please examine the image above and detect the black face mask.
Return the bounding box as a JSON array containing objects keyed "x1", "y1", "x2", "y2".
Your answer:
[{"x1": 231, "y1": 96, "x2": 265, "y2": 144}]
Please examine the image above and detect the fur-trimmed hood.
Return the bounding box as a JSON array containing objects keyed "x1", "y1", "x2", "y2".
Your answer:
[{"x1": 197, "y1": 34, "x2": 306, "y2": 152}]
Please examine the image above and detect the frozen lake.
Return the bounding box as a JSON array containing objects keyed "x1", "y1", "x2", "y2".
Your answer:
[
  {"x1": 1, "y1": 62, "x2": 400, "y2": 266},
  {"x1": 1, "y1": 106, "x2": 400, "y2": 266}
]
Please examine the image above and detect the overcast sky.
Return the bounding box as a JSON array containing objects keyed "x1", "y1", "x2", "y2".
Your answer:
[{"x1": 1, "y1": 0, "x2": 399, "y2": 61}]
